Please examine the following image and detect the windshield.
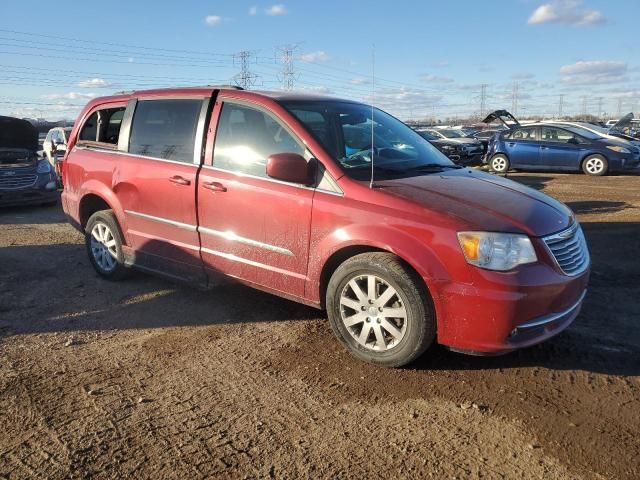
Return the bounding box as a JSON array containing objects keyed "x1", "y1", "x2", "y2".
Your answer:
[
  {"x1": 561, "y1": 126, "x2": 601, "y2": 140},
  {"x1": 281, "y1": 101, "x2": 454, "y2": 180},
  {"x1": 439, "y1": 129, "x2": 463, "y2": 138},
  {"x1": 572, "y1": 122, "x2": 608, "y2": 135}
]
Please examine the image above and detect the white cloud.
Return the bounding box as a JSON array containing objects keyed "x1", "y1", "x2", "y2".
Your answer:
[
  {"x1": 350, "y1": 78, "x2": 370, "y2": 85},
  {"x1": 249, "y1": 6, "x2": 258, "y2": 15},
  {"x1": 77, "y1": 78, "x2": 111, "y2": 88},
  {"x1": 363, "y1": 88, "x2": 442, "y2": 116},
  {"x1": 43, "y1": 92, "x2": 98, "y2": 101},
  {"x1": 205, "y1": 15, "x2": 223, "y2": 26},
  {"x1": 266, "y1": 4, "x2": 287, "y2": 16},
  {"x1": 422, "y1": 74, "x2": 454, "y2": 84},
  {"x1": 528, "y1": 0, "x2": 606, "y2": 26},
  {"x1": 300, "y1": 51, "x2": 330, "y2": 63},
  {"x1": 560, "y1": 61, "x2": 628, "y2": 84}
]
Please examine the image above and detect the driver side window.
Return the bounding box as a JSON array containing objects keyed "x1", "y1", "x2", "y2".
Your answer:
[{"x1": 213, "y1": 102, "x2": 305, "y2": 178}]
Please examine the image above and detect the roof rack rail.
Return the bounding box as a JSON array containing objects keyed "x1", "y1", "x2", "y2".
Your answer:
[{"x1": 208, "y1": 84, "x2": 244, "y2": 90}]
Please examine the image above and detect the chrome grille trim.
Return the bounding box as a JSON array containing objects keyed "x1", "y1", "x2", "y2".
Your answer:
[
  {"x1": 543, "y1": 223, "x2": 590, "y2": 276},
  {"x1": 0, "y1": 174, "x2": 38, "y2": 190}
]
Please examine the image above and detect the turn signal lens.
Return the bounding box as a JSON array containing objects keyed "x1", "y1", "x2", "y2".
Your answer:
[{"x1": 457, "y1": 231, "x2": 537, "y2": 271}]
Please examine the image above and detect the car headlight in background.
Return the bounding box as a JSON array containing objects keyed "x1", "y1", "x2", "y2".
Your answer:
[
  {"x1": 457, "y1": 231, "x2": 537, "y2": 271},
  {"x1": 606, "y1": 146, "x2": 630, "y2": 154},
  {"x1": 36, "y1": 160, "x2": 52, "y2": 174}
]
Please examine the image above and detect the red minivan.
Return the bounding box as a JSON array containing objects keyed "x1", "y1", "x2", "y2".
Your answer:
[{"x1": 61, "y1": 87, "x2": 590, "y2": 367}]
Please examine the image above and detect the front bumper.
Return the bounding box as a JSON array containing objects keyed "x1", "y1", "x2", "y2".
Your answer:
[{"x1": 433, "y1": 259, "x2": 590, "y2": 354}]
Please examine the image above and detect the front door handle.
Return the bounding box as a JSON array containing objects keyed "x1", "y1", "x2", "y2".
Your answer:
[
  {"x1": 540, "y1": 146, "x2": 549, "y2": 150},
  {"x1": 169, "y1": 175, "x2": 191, "y2": 186},
  {"x1": 202, "y1": 181, "x2": 227, "y2": 192}
]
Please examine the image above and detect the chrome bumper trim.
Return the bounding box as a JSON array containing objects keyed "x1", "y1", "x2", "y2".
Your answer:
[{"x1": 515, "y1": 289, "x2": 587, "y2": 330}]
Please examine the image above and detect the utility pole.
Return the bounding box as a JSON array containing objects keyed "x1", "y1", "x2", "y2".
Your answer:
[
  {"x1": 558, "y1": 94, "x2": 564, "y2": 119},
  {"x1": 596, "y1": 97, "x2": 604, "y2": 119},
  {"x1": 479, "y1": 84, "x2": 488, "y2": 119},
  {"x1": 233, "y1": 50, "x2": 259, "y2": 89},
  {"x1": 617, "y1": 98, "x2": 623, "y2": 117},
  {"x1": 581, "y1": 96, "x2": 587, "y2": 118},
  {"x1": 511, "y1": 81, "x2": 519, "y2": 117},
  {"x1": 276, "y1": 44, "x2": 300, "y2": 91}
]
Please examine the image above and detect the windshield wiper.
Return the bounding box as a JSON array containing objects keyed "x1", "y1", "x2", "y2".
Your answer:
[{"x1": 408, "y1": 163, "x2": 463, "y2": 171}]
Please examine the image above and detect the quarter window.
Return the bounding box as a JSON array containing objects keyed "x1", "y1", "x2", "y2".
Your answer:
[
  {"x1": 213, "y1": 103, "x2": 305, "y2": 178},
  {"x1": 78, "y1": 107, "x2": 126, "y2": 146},
  {"x1": 129, "y1": 99, "x2": 203, "y2": 163}
]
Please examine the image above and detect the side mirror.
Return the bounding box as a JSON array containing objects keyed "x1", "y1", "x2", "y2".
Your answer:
[
  {"x1": 567, "y1": 137, "x2": 579, "y2": 145},
  {"x1": 266, "y1": 153, "x2": 312, "y2": 185}
]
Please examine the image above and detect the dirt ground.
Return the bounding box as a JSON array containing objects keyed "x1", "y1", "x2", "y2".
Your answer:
[{"x1": 1, "y1": 172, "x2": 639, "y2": 479}]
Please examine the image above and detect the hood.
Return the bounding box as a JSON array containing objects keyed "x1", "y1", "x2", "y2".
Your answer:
[
  {"x1": 609, "y1": 113, "x2": 633, "y2": 133},
  {"x1": 378, "y1": 169, "x2": 572, "y2": 237},
  {"x1": 595, "y1": 135, "x2": 637, "y2": 150},
  {"x1": 0, "y1": 116, "x2": 38, "y2": 151},
  {"x1": 481, "y1": 110, "x2": 520, "y2": 129}
]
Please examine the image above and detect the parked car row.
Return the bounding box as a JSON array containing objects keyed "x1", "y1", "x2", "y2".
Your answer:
[
  {"x1": 414, "y1": 128, "x2": 484, "y2": 165},
  {"x1": 482, "y1": 110, "x2": 640, "y2": 176}
]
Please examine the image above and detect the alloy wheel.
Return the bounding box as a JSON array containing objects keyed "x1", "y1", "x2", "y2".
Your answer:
[
  {"x1": 585, "y1": 157, "x2": 605, "y2": 175},
  {"x1": 90, "y1": 222, "x2": 118, "y2": 272},
  {"x1": 492, "y1": 157, "x2": 507, "y2": 172},
  {"x1": 339, "y1": 274, "x2": 408, "y2": 351}
]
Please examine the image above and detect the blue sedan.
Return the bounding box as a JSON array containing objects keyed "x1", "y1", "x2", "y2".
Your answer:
[{"x1": 485, "y1": 124, "x2": 640, "y2": 176}]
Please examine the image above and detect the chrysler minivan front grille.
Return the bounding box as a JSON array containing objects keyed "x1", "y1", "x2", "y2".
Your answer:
[{"x1": 543, "y1": 223, "x2": 590, "y2": 276}]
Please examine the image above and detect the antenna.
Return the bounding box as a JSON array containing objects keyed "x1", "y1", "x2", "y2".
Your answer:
[{"x1": 369, "y1": 44, "x2": 375, "y2": 189}]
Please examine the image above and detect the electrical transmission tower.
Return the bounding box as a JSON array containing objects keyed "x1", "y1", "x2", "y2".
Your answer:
[
  {"x1": 596, "y1": 97, "x2": 604, "y2": 118},
  {"x1": 617, "y1": 98, "x2": 623, "y2": 117},
  {"x1": 558, "y1": 94, "x2": 564, "y2": 119},
  {"x1": 511, "y1": 82, "x2": 519, "y2": 117},
  {"x1": 581, "y1": 96, "x2": 587, "y2": 117},
  {"x1": 479, "y1": 84, "x2": 488, "y2": 118},
  {"x1": 276, "y1": 44, "x2": 300, "y2": 91},
  {"x1": 233, "y1": 50, "x2": 259, "y2": 89}
]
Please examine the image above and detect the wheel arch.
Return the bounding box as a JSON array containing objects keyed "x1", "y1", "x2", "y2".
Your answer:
[{"x1": 77, "y1": 182, "x2": 129, "y2": 244}]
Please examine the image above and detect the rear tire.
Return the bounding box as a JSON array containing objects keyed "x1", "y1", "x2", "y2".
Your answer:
[
  {"x1": 490, "y1": 154, "x2": 510, "y2": 173},
  {"x1": 326, "y1": 252, "x2": 435, "y2": 368},
  {"x1": 582, "y1": 155, "x2": 608, "y2": 176},
  {"x1": 85, "y1": 210, "x2": 129, "y2": 280}
]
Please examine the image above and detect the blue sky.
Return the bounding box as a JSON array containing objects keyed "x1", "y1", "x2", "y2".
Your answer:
[{"x1": 1, "y1": 0, "x2": 638, "y2": 121}]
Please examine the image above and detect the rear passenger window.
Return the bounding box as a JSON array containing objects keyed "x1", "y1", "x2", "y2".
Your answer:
[
  {"x1": 129, "y1": 99, "x2": 202, "y2": 163},
  {"x1": 78, "y1": 107, "x2": 126, "y2": 146},
  {"x1": 213, "y1": 103, "x2": 305, "y2": 178}
]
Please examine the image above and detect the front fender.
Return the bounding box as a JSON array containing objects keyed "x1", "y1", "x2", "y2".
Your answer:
[{"x1": 307, "y1": 223, "x2": 455, "y2": 305}]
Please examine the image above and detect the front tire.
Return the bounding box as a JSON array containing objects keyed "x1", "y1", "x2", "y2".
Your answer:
[
  {"x1": 326, "y1": 253, "x2": 435, "y2": 368},
  {"x1": 85, "y1": 210, "x2": 129, "y2": 280},
  {"x1": 582, "y1": 155, "x2": 608, "y2": 176},
  {"x1": 490, "y1": 154, "x2": 510, "y2": 173}
]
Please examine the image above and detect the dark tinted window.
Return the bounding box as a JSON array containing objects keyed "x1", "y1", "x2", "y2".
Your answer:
[
  {"x1": 129, "y1": 99, "x2": 202, "y2": 163},
  {"x1": 213, "y1": 102, "x2": 305, "y2": 178},
  {"x1": 79, "y1": 112, "x2": 98, "y2": 141},
  {"x1": 541, "y1": 126, "x2": 580, "y2": 143}
]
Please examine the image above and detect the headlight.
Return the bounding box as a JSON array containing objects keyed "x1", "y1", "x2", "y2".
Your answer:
[
  {"x1": 606, "y1": 145, "x2": 630, "y2": 154},
  {"x1": 457, "y1": 231, "x2": 537, "y2": 271},
  {"x1": 37, "y1": 160, "x2": 52, "y2": 174}
]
